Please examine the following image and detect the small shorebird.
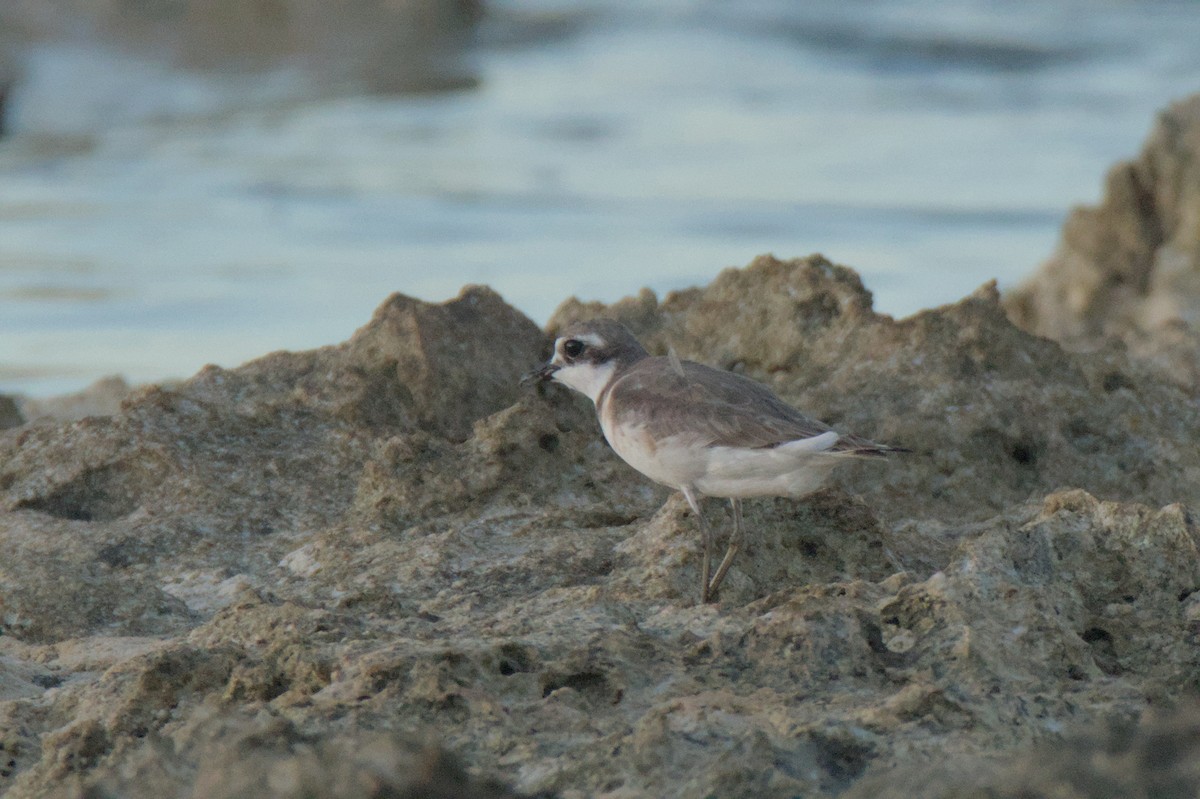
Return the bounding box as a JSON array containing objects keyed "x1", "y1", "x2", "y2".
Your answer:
[{"x1": 523, "y1": 318, "x2": 905, "y2": 603}]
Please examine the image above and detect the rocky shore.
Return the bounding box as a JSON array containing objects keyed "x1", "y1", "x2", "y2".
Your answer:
[{"x1": 3, "y1": 95, "x2": 1200, "y2": 797}]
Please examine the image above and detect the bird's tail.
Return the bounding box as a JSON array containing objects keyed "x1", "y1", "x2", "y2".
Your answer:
[{"x1": 831, "y1": 435, "x2": 911, "y2": 458}]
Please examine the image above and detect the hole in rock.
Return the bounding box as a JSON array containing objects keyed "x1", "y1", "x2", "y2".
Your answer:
[
  {"x1": 1102, "y1": 371, "x2": 1135, "y2": 393},
  {"x1": 496, "y1": 643, "x2": 536, "y2": 676},
  {"x1": 541, "y1": 670, "x2": 609, "y2": 699},
  {"x1": 812, "y1": 732, "x2": 873, "y2": 787},
  {"x1": 1009, "y1": 441, "x2": 1039, "y2": 466},
  {"x1": 861, "y1": 619, "x2": 889, "y2": 655},
  {"x1": 263, "y1": 675, "x2": 290, "y2": 701},
  {"x1": 1081, "y1": 626, "x2": 1122, "y2": 676},
  {"x1": 96, "y1": 543, "x2": 134, "y2": 568}
]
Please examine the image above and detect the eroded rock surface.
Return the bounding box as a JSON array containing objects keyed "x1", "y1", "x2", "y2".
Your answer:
[
  {"x1": 2, "y1": 258, "x2": 1200, "y2": 798},
  {"x1": 1006, "y1": 93, "x2": 1200, "y2": 389}
]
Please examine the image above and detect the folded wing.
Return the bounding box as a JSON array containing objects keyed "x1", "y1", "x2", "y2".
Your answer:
[{"x1": 607, "y1": 357, "x2": 885, "y2": 452}]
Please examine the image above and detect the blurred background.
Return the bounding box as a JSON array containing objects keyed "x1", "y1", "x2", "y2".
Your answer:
[{"x1": 2, "y1": 0, "x2": 1200, "y2": 397}]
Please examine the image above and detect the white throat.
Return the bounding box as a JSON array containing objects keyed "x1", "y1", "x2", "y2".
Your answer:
[{"x1": 552, "y1": 360, "x2": 617, "y2": 405}]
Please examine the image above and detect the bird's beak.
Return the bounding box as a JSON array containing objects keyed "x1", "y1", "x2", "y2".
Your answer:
[{"x1": 520, "y1": 363, "x2": 560, "y2": 386}]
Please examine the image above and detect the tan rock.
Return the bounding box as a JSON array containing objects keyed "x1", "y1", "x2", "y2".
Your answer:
[
  {"x1": 1006, "y1": 93, "x2": 1200, "y2": 389},
  {"x1": 2, "y1": 259, "x2": 1200, "y2": 797}
]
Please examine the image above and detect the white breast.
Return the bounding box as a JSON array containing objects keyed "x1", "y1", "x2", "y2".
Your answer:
[{"x1": 599, "y1": 412, "x2": 709, "y2": 491}]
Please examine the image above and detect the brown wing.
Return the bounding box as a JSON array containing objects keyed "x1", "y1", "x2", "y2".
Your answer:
[{"x1": 605, "y1": 357, "x2": 838, "y2": 449}]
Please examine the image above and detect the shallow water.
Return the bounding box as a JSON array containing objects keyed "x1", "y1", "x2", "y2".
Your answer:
[{"x1": 3, "y1": 0, "x2": 1200, "y2": 396}]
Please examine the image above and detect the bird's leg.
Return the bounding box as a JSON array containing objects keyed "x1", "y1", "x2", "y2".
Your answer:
[
  {"x1": 706, "y1": 497, "x2": 745, "y2": 601},
  {"x1": 681, "y1": 486, "x2": 713, "y2": 603}
]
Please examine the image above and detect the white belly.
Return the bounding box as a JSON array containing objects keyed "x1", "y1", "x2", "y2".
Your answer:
[
  {"x1": 693, "y1": 441, "x2": 841, "y2": 498},
  {"x1": 600, "y1": 412, "x2": 841, "y2": 499}
]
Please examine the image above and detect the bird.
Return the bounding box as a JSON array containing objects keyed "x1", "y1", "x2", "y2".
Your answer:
[{"x1": 522, "y1": 317, "x2": 905, "y2": 604}]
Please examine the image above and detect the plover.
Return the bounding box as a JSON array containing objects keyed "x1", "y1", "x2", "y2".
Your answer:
[{"x1": 523, "y1": 317, "x2": 905, "y2": 603}]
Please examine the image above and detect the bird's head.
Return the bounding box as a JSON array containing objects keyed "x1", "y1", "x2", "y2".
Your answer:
[{"x1": 521, "y1": 318, "x2": 649, "y2": 403}]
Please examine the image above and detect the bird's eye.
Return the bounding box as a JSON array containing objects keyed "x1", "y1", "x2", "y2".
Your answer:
[{"x1": 563, "y1": 339, "x2": 585, "y2": 358}]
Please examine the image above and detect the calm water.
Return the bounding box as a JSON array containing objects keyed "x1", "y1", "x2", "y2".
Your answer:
[{"x1": 3, "y1": 0, "x2": 1200, "y2": 396}]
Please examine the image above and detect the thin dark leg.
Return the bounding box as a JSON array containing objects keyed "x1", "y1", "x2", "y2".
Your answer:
[
  {"x1": 706, "y1": 497, "x2": 745, "y2": 601},
  {"x1": 681, "y1": 486, "x2": 713, "y2": 603}
]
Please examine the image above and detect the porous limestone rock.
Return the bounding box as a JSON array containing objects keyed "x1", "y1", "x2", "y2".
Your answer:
[
  {"x1": 2, "y1": 258, "x2": 1200, "y2": 798},
  {"x1": 1005, "y1": 93, "x2": 1200, "y2": 389}
]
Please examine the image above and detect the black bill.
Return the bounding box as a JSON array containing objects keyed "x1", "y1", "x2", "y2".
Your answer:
[{"x1": 520, "y1": 363, "x2": 560, "y2": 386}]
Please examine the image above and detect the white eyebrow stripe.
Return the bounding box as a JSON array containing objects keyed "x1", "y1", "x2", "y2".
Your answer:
[{"x1": 573, "y1": 333, "x2": 605, "y2": 347}]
